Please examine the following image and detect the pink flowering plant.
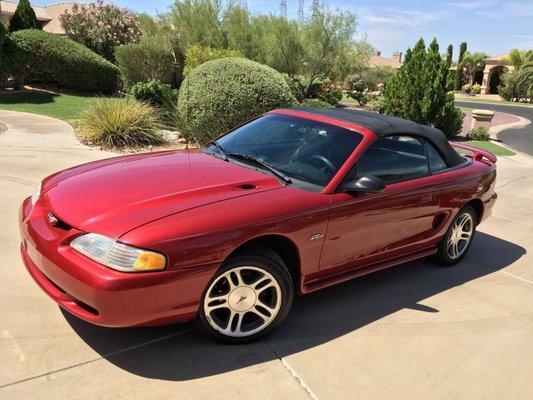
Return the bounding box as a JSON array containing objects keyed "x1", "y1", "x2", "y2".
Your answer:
[{"x1": 60, "y1": 0, "x2": 141, "y2": 62}]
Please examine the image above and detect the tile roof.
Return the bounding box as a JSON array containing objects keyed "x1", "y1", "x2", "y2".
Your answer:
[{"x1": 0, "y1": 1, "x2": 79, "y2": 34}]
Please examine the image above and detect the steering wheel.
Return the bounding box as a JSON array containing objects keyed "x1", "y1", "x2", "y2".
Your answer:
[{"x1": 309, "y1": 155, "x2": 336, "y2": 172}]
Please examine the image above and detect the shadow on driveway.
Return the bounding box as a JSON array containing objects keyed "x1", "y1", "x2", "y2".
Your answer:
[{"x1": 62, "y1": 231, "x2": 525, "y2": 381}]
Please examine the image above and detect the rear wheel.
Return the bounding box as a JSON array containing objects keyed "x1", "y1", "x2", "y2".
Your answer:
[
  {"x1": 435, "y1": 206, "x2": 477, "y2": 266},
  {"x1": 196, "y1": 247, "x2": 294, "y2": 343}
]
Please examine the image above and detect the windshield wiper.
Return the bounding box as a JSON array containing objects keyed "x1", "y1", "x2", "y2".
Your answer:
[
  {"x1": 206, "y1": 140, "x2": 228, "y2": 161},
  {"x1": 226, "y1": 153, "x2": 292, "y2": 184}
]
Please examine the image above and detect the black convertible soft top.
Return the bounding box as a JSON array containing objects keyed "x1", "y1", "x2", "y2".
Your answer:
[{"x1": 293, "y1": 108, "x2": 465, "y2": 167}]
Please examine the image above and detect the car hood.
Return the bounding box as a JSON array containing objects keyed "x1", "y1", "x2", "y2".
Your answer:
[{"x1": 41, "y1": 150, "x2": 283, "y2": 238}]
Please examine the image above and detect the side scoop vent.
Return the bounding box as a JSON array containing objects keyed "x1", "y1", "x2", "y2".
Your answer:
[{"x1": 230, "y1": 183, "x2": 259, "y2": 191}]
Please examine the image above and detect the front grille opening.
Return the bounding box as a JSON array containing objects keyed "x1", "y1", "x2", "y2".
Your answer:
[{"x1": 73, "y1": 299, "x2": 99, "y2": 316}]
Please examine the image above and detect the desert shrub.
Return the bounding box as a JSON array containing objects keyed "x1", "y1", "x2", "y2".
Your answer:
[
  {"x1": 468, "y1": 126, "x2": 490, "y2": 141},
  {"x1": 178, "y1": 57, "x2": 296, "y2": 143},
  {"x1": 60, "y1": 0, "x2": 141, "y2": 62},
  {"x1": 471, "y1": 83, "x2": 481, "y2": 94},
  {"x1": 183, "y1": 45, "x2": 241, "y2": 76},
  {"x1": 318, "y1": 83, "x2": 342, "y2": 106},
  {"x1": 11, "y1": 29, "x2": 120, "y2": 93},
  {"x1": 130, "y1": 80, "x2": 178, "y2": 125},
  {"x1": 294, "y1": 75, "x2": 329, "y2": 98},
  {"x1": 298, "y1": 99, "x2": 333, "y2": 108},
  {"x1": 344, "y1": 66, "x2": 395, "y2": 106},
  {"x1": 115, "y1": 39, "x2": 181, "y2": 89},
  {"x1": 79, "y1": 98, "x2": 164, "y2": 148},
  {"x1": 130, "y1": 80, "x2": 177, "y2": 107},
  {"x1": 462, "y1": 84, "x2": 472, "y2": 94},
  {"x1": 282, "y1": 74, "x2": 305, "y2": 102}
]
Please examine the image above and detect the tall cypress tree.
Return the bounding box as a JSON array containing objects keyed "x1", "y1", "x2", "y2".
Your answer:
[
  {"x1": 445, "y1": 45, "x2": 453, "y2": 69},
  {"x1": 382, "y1": 38, "x2": 463, "y2": 138},
  {"x1": 454, "y1": 42, "x2": 467, "y2": 91},
  {"x1": 8, "y1": 0, "x2": 40, "y2": 32}
]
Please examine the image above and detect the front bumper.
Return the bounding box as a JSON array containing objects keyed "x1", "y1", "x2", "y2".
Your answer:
[{"x1": 19, "y1": 196, "x2": 217, "y2": 327}]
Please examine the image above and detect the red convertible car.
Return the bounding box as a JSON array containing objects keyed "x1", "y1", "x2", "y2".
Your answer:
[{"x1": 19, "y1": 108, "x2": 497, "y2": 343}]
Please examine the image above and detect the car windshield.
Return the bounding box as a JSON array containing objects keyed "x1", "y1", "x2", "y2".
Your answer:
[{"x1": 204, "y1": 114, "x2": 363, "y2": 187}]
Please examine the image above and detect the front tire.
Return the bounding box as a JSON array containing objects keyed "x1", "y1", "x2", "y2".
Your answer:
[
  {"x1": 196, "y1": 247, "x2": 294, "y2": 343},
  {"x1": 435, "y1": 206, "x2": 477, "y2": 266}
]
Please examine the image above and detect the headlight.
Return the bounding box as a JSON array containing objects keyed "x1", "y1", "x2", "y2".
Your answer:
[
  {"x1": 70, "y1": 233, "x2": 166, "y2": 272},
  {"x1": 31, "y1": 182, "x2": 42, "y2": 205}
]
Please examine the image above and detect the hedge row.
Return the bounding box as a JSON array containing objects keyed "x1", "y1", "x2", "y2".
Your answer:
[{"x1": 12, "y1": 29, "x2": 120, "y2": 94}]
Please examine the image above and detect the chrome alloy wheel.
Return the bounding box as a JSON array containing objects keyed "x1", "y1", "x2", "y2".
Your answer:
[
  {"x1": 446, "y1": 213, "x2": 474, "y2": 259},
  {"x1": 203, "y1": 266, "x2": 282, "y2": 337}
]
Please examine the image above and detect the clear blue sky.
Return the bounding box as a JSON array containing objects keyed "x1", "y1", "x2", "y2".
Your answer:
[{"x1": 33, "y1": 0, "x2": 533, "y2": 58}]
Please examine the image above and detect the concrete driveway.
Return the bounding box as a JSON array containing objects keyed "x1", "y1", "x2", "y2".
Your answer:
[{"x1": 0, "y1": 110, "x2": 532, "y2": 400}]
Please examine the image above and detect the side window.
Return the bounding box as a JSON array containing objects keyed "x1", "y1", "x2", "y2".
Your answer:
[
  {"x1": 356, "y1": 135, "x2": 429, "y2": 183},
  {"x1": 427, "y1": 143, "x2": 448, "y2": 173}
]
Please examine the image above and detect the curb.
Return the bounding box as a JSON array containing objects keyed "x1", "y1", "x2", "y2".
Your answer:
[{"x1": 491, "y1": 115, "x2": 531, "y2": 137}]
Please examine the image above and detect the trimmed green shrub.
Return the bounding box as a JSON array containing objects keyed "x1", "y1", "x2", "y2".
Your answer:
[
  {"x1": 0, "y1": 34, "x2": 29, "y2": 89},
  {"x1": 79, "y1": 98, "x2": 164, "y2": 149},
  {"x1": 183, "y1": 45, "x2": 241, "y2": 76},
  {"x1": 462, "y1": 84, "x2": 472, "y2": 94},
  {"x1": 8, "y1": 0, "x2": 40, "y2": 32},
  {"x1": 471, "y1": 83, "x2": 481, "y2": 94},
  {"x1": 318, "y1": 83, "x2": 343, "y2": 106},
  {"x1": 298, "y1": 99, "x2": 334, "y2": 108},
  {"x1": 178, "y1": 57, "x2": 296, "y2": 143},
  {"x1": 12, "y1": 29, "x2": 120, "y2": 94},
  {"x1": 130, "y1": 80, "x2": 179, "y2": 125},
  {"x1": 115, "y1": 40, "x2": 180, "y2": 89},
  {"x1": 468, "y1": 126, "x2": 490, "y2": 141}
]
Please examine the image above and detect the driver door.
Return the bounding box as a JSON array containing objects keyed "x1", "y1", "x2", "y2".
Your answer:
[{"x1": 320, "y1": 135, "x2": 442, "y2": 275}]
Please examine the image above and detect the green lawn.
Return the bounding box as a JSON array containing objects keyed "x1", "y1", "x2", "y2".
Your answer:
[
  {"x1": 454, "y1": 94, "x2": 533, "y2": 108},
  {"x1": 0, "y1": 90, "x2": 118, "y2": 125},
  {"x1": 464, "y1": 140, "x2": 516, "y2": 156}
]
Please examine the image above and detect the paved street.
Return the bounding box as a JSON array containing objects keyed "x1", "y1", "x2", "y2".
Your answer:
[
  {"x1": 0, "y1": 110, "x2": 532, "y2": 400},
  {"x1": 456, "y1": 100, "x2": 533, "y2": 155}
]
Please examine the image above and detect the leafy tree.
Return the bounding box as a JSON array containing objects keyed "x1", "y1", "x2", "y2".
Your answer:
[
  {"x1": 8, "y1": 0, "x2": 40, "y2": 32},
  {"x1": 500, "y1": 52, "x2": 533, "y2": 103},
  {"x1": 502, "y1": 49, "x2": 533, "y2": 68},
  {"x1": 183, "y1": 45, "x2": 241, "y2": 75},
  {"x1": 170, "y1": 0, "x2": 228, "y2": 49},
  {"x1": 60, "y1": 0, "x2": 141, "y2": 62},
  {"x1": 300, "y1": 6, "x2": 359, "y2": 95},
  {"x1": 454, "y1": 41, "x2": 467, "y2": 91},
  {"x1": 382, "y1": 38, "x2": 463, "y2": 138},
  {"x1": 344, "y1": 66, "x2": 395, "y2": 105},
  {"x1": 462, "y1": 51, "x2": 487, "y2": 84}
]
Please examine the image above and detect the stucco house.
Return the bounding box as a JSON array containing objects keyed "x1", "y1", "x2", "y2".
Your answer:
[
  {"x1": 369, "y1": 51, "x2": 403, "y2": 69},
  {"x1": 479, "y1": 54, "x2": 513, "y2": 95},
  {"x1": 0, "y1": 1, "x2": 76, "y2": 34}
]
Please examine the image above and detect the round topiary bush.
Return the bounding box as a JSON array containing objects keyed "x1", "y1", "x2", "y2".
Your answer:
[
  {"x1": 177, "y1": 57, "x2": 296, "y2": 143},
  {"x1": 12, "y1": 29, "x2": 120, "y2": 94}
]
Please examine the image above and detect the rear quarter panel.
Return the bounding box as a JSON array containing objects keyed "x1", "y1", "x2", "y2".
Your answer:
[{"x1": 437, "y1": 158, "x2": 497, "y2": 225}]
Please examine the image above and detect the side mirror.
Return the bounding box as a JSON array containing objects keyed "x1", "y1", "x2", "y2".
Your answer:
[{"x1": 341, "y1": 175, "x2": 385, "y2": 193}]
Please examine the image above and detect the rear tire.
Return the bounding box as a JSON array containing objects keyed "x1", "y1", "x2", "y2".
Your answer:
[
  {"x1": 195, "y1": 247, "x2": 294, "y2": 343},
  {"x1": 435, "y1": 206, "x2": 477, "y2": 266}
]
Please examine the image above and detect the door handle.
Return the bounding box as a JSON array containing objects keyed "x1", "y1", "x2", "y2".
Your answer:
[{"x1": 418, "y1": 195, "x2": 433, "y2": 205}]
